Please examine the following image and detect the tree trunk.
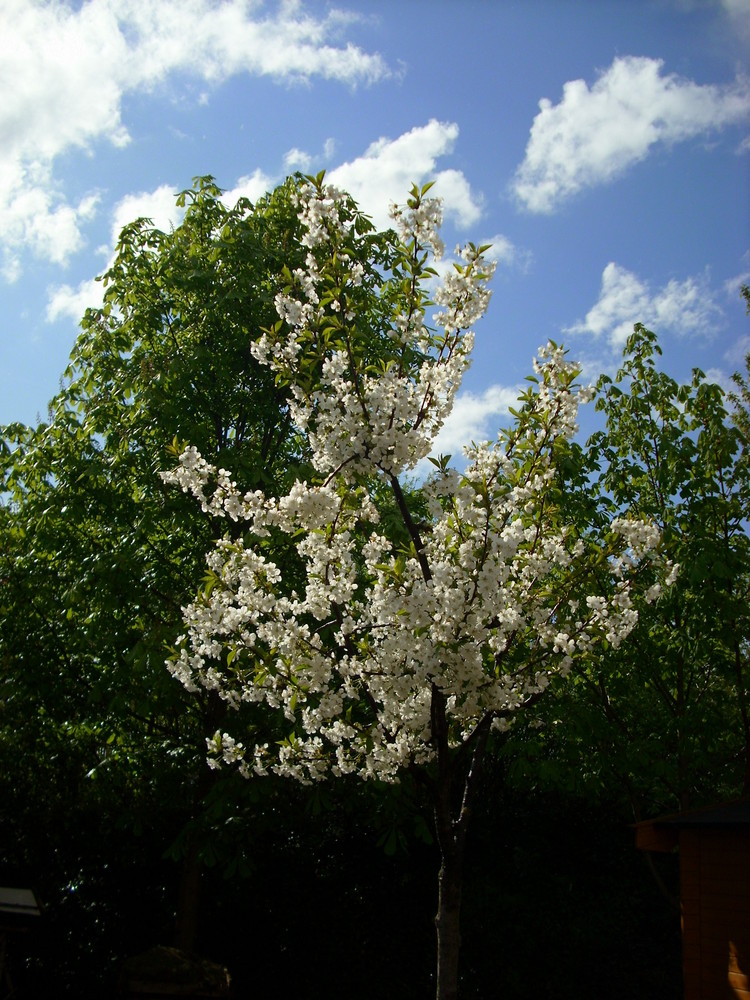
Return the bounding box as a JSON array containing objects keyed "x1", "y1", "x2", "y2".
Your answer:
[
  {"x1": 435, "y1": 839, "x2": 464, "y2": 1000},
  {"x1": 431, "y1": 701, "x2": 492, "y2": 1000},
  {"x1": 174, "y1": 835, "x2": 202, "y2": 954}
]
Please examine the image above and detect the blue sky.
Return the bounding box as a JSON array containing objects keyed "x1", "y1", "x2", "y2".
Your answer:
[{"x1": 2, "y1": 0, "x2": 749, "y2": 458}]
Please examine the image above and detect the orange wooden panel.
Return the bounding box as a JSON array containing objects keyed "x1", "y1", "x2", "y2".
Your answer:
[
  {"x1": 729, "y1": 970, "x2": 750, "y2": 991},
  {"x1": 635, "y1": 823, "x2": 679, "y2": 852},
  {"x1": 683, "y1": 953, "x2": 701, "y2": 978},
  {"x1": 699, "y1": 847, "x2": 750, "y2": 867},
  {"x1": 682, "y1": 898, "x2": 701, "y2": 922},
  {"x1": 701, "y1": 875, "x2": 750, "y2": 892},
  {"x1": 700, "y1": 855, "x2": 750, "y2": 875},
  {"x1": 730, "y1": 950, "x2": 745, "y2": 974},
  {"x1": 701, "y1": 943, "x2": 730, "y2": 967},
  {"x1": 701, "y1": 918, "x2": 749, "y2": 936},
  {"x1": 730, "y1": 940, "x2": 750, "y2": 980}
]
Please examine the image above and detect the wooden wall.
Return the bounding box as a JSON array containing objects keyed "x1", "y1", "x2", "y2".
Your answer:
[{"x1": 680, "y1": 829, "x2": 750, "y2": 1000}]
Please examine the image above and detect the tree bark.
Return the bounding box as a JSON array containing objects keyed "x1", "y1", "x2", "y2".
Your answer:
[
  {"x1": 173, "y1": 695, "x2": 225, "y2": 954},
  {"x1": 174, "y1": 835, "x2": 202, "y2": 954},
  {"x1": 431, "y1": 695, "x2": 492, "y2": 1000},
  {"x1": 435, "y1": 836, "x2": 464, "y2": 1000}
]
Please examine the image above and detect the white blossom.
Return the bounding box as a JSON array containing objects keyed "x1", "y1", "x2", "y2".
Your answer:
[{"x1": 163, "y1": 178, "x2": 666, "y2": 786}]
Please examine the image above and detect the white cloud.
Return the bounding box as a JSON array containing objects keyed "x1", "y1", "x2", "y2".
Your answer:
[
  {"x1": 284, "y1": 148, "x2": 313, "y2": 173},
  {"x1": 47, "y1": 175, "x2": 235, "y2": 324},
  {"x1": 328, "y1": 120, "x2": 483, "y2": 229},
  {"x1": 478, "y1": 232, "x2": 531, "y2": 271},
  {"x1": 429, "y1": 233, "x2": 526, "y2": 297},
  {"x1": 482, "y1": 234, "x2": 517, "y2": 266},
  {"x1": 219, "y1": 121, "x2": 483, "y2": 244},
  {"x1": 566, "y1": 262, "x2": 723, "y2": 348},
  {"x1": 724, "y1": 334, "x2": 750, "y2": 369},
  {"x1": 110, "y1": 185, "x2": 184, "y2": 245},
  {"x1": 724, "y1": 267, "x2": 750, "y2": 298},
  {"x1": 704, "y1": 365, "x2": 735, "y2": 393},
  {"x1": 123, "y1": 0, "x2": 390, "y2": 86},
  {"x1": 1, "y1": 0, "x2": 390, "y2": 276},
  {"x1": 46, "y1": 182, "x2": 186, "y2": 324},
  {"x1": 43, "y1": 116, "x2": 486, "y2": 325},
  {"x1": 0, "y1": 179, "x2": 102, "y2": 280},
  {"x1": 428, "y1": 384, "x2": 519, "y2": 461},
  {"x1": 722, "y1": 0, "x2": 750, "y2": 41},
  {"x1": 281, "y1": 137, "x2": 338, "y2": 177},
  {"x1": 47, "y1": 277, "x2": 105, "y2": 324},
  {"x1": 431, "y1": 169, "x2": 483, "y2": 227},
  {"x1": 222, "y1": 169, "x2": 276, "y2": 207},
  {"x1": 512, "y1": 56, "x2": 750, "y2": 212}
]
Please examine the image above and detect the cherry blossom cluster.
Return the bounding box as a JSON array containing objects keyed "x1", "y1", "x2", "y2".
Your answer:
[
  {"x1": 164, "y1": 372, "x2": 660, "y2": 782},
  {"x1": 251, "y1": 179, "x2": 496, "y2": 479},
  {"x1": 163, "y1": 179, "x2": 664, "y2": 786},
  {"x1": 389, "y1": 191, "x2": 445, "y2": 260}
]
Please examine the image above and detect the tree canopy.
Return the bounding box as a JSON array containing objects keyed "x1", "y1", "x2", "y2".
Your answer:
[
  {"x1": 163, "y1": 176, "x2": 671, "y2": 999},
  {"x1": 1, "y1": 176, "x2": 747, "y2": 999},
  {"x1": 506, "y1": 322, "x2": 750, "y2": 824},
  {"x1": 0, "y1": 175, "x2": 310, "y2": 964}
]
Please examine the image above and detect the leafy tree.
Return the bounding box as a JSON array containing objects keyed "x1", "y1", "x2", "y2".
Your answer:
[
  {"x1": 510, "y1": 320, "x2": 750, "y2": 825},
  {"x1": 165, "y1": 177, "x2": 665, "y2": 999},
  {"x1": 0, "y1": 175, "x2": 307, "y2": 983}
]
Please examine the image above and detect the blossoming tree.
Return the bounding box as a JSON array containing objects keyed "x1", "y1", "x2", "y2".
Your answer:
[{"x1": 164, "y1": 176, "x2": 664, "y2": 999}]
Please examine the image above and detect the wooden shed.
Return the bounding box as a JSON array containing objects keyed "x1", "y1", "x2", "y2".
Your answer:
[{"x1": 635, "y1": 799, "x2": 750, "y2": 1000}]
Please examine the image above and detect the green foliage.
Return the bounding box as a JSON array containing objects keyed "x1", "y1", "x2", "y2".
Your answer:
[
  {"x1": 3, "y1": 175, "x2": 743, "y2": 994},
  {"x1": 509, "y1": 321, "x2": 750, "y2": 816},
  {"x1": 0, "y1": 176, "x2": 311, "y2": 971}
]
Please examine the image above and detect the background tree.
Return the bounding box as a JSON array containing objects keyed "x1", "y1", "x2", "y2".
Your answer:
[
  {"x1": 0, "y1": 176, "x2": 308, "y2": 985},
  {"x1": 1, "y1": 173, "x2": 705, "y2": 998},
  {"x1": 165, "y1": 177, "x2": 665, "y2": 1000},
  {"x1": 506, "y1": 320, "x2": 750, "y2": 836}
]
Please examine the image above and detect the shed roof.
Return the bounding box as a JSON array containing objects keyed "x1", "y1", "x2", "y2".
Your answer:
[
  {"x1": 655, "y1": 798, "x2": 750, "y2": 827},
  {"x1": 635, "y1": 798, "x2": 750, "y2": 852},
  {"x1": 0, "y1": 887, "x2": 41, "y2": 918}
]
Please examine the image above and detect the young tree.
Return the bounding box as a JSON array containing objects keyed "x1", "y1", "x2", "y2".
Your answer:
[
  {"x1": 512, "y1": 321, "x2": 750, "y2": 827},
  {"x1": 164, "y1": 177, "x2": 664, "y2": 998},
  {"x1": 0, "y1": 176, "x2": 307, "y2": 978}
]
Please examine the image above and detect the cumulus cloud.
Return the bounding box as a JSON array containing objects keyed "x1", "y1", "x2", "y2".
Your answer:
[
  {"x1": 724, "y1": 334, "x2": 750, "y2": 369},
  {"x1": 434, "y1": 384, "x2": 519, "y2": 453},
  {"x1": 724, "y1": 266, "x2": 750, "y2": 299},
  {"x1": 222, "y1": 169, "x2": 277, "y2": 208},
  {"x1": 46, "y1": 277, "x2": 105, "y2": 324},
  {"x1": 47, "y1": 183, "x2": 187, "y2": 324},
  {"x1": 280, "y1": 137, "x2": 337, "y2": 177},
  {"x1": 217, "y1": 120, "x2": 483, "y2": 231},
  {"x1": 566, "y1": 262, "x2": 723, "y2": 347},
  {"x1": 704, "y1": 365, "x2": 736, "y2": 393},
  {"x1": 114, "y1": 0, "x2": 389, "y2": 87},
  {"x1": 410, "y1": 384, "x2": 520, "y2": 477},
  {"x1": 110, "y1": 185, "x2": 185, "y2": 244},
  {"x1": 479, "y1": 233, "x2": 531, "y2": 271},
  {"x1": 512, "y1": 55, "x2": 750, "y2": 212},
  {"x1": 722, "y1": 0, "x2": 750, "y2": 41},
  {"x1": 1, "y1": 185, "x2": 101, "y2": 282},
  {"x1": 283, "y1": 148, "x2": 314, "y2": 173},
  {"x1": 1, "y1": 0, "x2": 390, "y2": 276},
  {"x1": 428, "y1": 233, "x2": 527, "y2": 298},
  {"x1": 328, "y1": 120, "x2": 483, "y2": 229},
  {"x1": 481, "y1": 234, "x2": 517, "y2": 266},
  {"x1": 44, "y1": 115, "x2": 485, "y2": 324}
]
